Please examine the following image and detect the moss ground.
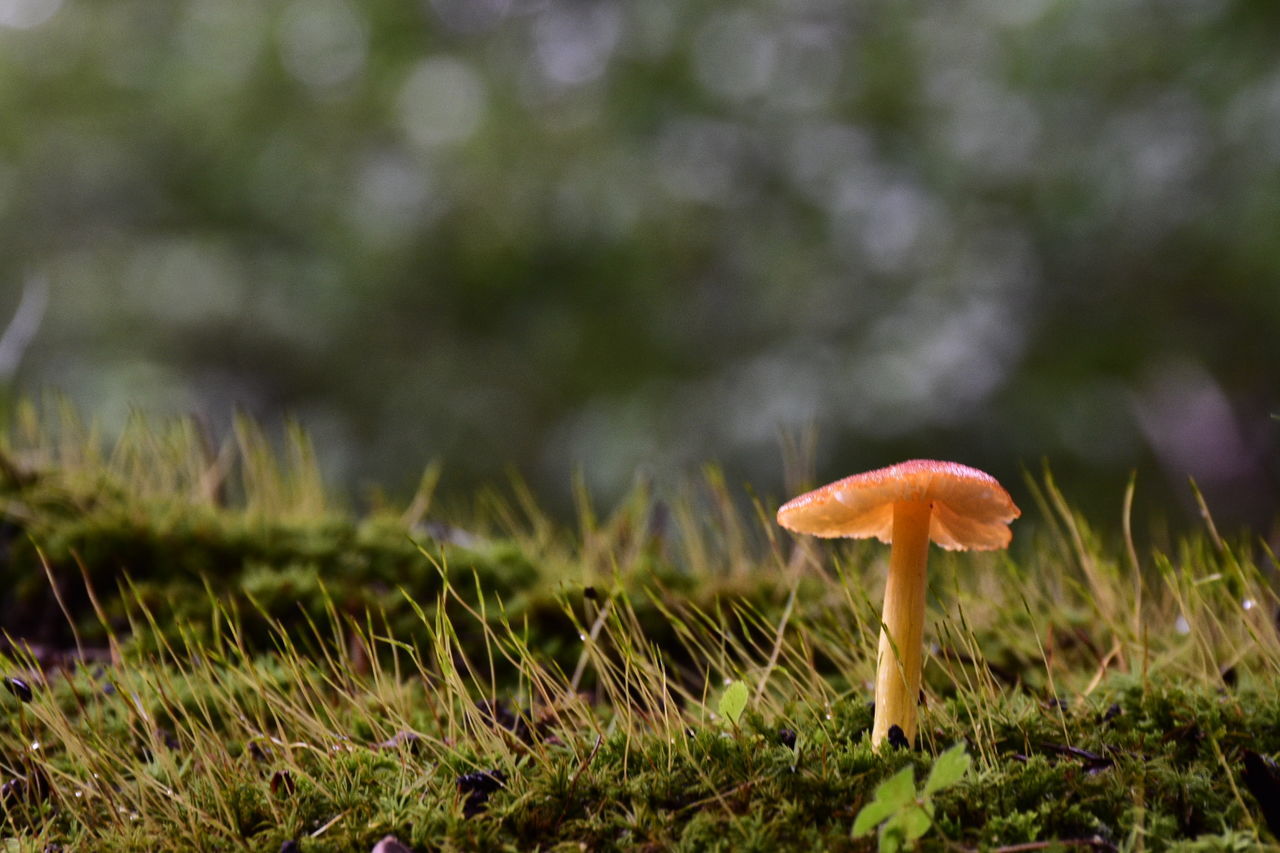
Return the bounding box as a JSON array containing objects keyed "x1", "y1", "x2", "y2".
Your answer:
[{"x1": 1, "y1": 403, "x2": 1279, "y2": 850}]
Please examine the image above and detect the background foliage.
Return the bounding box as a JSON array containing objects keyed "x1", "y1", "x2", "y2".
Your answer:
[{"x1": 0, "y1": 0, "x2": 1278, "y2": 525}]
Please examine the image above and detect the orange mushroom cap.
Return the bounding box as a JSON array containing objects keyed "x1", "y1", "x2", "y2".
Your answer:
[{"x1": 775, "y1": 459, "x2": 1021, "y2": 550}]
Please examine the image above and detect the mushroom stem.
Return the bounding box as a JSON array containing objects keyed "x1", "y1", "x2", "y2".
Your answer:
[{"x1": 872, "y1": 499, "x2": 931, "y2": 749}]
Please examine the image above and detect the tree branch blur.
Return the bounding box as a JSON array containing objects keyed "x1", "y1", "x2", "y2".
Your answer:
[{"x1": 0, "y1": 276, "x2": 48, "y2": 383}]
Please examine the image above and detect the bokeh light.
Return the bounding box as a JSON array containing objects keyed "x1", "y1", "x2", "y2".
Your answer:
[{"x1": 0, "y1": 0, "x2": 1277, "y2": 530}]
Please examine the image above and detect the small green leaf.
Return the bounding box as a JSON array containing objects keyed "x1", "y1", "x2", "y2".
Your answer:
[
  {"x1": 873, "y1": 765, "x2": 916, "y2": 811},
  {"x1": 718, "y1": 680, "x2": 749, "y2": 725},
  {"x1": 924, "y1": 742, "x2": 970, "y2": 796},
  {"x1": 879, "y1": 822, "x2": 904, "y2": 853},
  {"x1": 852, "y1": 799, "x2": 897, "y2": 837},
  {"x1": 900, "y1": 805, "x2": 934, "y2": 841}
]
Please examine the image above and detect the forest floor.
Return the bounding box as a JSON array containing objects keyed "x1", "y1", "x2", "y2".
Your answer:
[{"x1": 1, "y1": 405, "x2": 1279, "y2": 851}]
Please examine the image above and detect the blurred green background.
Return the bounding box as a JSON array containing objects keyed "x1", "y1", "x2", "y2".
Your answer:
[{"x1": 0, "y1": 0, "x2": 1277, "y2": 528}]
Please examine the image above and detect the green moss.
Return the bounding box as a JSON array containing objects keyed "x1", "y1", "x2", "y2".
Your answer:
[{"x1": 3, "y1": 413, "x2": 1280, "y2": 849}]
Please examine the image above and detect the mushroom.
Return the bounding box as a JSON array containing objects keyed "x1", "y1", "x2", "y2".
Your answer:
[{"x1": 776, "y1": 460, "x2": 1020, "y2": 749}]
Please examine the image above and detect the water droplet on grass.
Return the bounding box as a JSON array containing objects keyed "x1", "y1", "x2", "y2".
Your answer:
[{"x1": 5, "y1": 677, "x2": 32, "y2": 703}]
